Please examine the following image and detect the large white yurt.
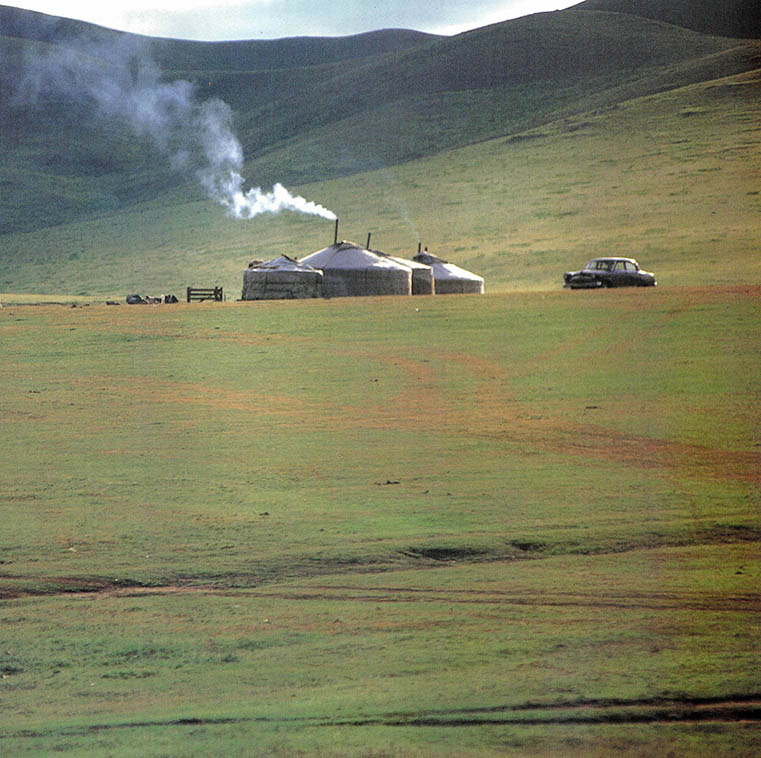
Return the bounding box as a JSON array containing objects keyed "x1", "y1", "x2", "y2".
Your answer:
[
  {"x1": 412, "y1": 251, "x2": 484, "y2": 294},
  {"x1": 242, "y1": 255, "x2": 323, "y2": 300},
  {"x1": 300, "y1": 241, "x2": 412, "y2": 297}
]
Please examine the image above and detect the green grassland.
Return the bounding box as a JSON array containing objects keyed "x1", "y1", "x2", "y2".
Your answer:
[{"x1": 1, "y1": 286, "x2": 759, "y2": 755}]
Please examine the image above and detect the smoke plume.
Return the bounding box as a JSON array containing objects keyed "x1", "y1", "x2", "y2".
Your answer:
[{"x1": 14, "y1": 36, "x2": 336, "y2": 220}]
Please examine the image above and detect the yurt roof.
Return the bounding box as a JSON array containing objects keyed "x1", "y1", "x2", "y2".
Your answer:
[
  {"x1": 413, "y1": 251, "x2": 447, "y2": 266},
  {"x1": 301, "y1": 241, "x2": 410, "y2": 271},
  {"x1": 375, "y1": 251, "x2": 432, "y2": 271},
  {"x1": 413, "y1": 252, "x2": 483, "y2": 282},
  {"x1": 248, "y1": 255, "x2": 321, "y2": 272},
  {"x1": 432, "y1": 262, "x2": 484, "y2": 282}
]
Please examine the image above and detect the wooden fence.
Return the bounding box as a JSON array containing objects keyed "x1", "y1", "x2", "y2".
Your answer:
[{"x1": 186, "y1": 287, "x2": 223, "y2": 302}]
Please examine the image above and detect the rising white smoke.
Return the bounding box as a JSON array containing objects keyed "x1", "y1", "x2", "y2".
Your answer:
[
  {"x1": 215, "y1": 176, "x2": 336, "y2": 221},
  {"x1": 14, "y1": 36, "x2": 336, "y2": 220}
]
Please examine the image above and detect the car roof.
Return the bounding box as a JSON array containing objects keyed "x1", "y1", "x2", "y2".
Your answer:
[{"x1": 588, "y1": 257, "x2": 637, "y2": 264}]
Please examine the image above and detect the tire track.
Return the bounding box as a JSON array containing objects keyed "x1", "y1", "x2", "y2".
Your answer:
[
  {"x1": 2, "y1": 577, "x2": 758, "y2": 613},
  {"x1": 341, "y1": 703, "x2": 761, "y2": 728},
  {"x1": 4, "y1": 695, "x2": 760, "y2": 739},
  {"x1": 239, "y1": 586, "x2": 761, "y2": 613}
]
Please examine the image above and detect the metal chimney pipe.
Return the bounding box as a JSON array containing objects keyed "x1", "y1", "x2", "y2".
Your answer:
[
  {"x1": 366, "y1": 232, "x2": 372, "y2": 250},
  {"x1": 334, "y1": 218, "x2": 339, "y2": 246}
]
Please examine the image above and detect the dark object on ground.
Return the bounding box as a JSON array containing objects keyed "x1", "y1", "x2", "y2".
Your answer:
[
  {"x1": 187, "y1": 286, "x2": 223, "y2": 302},
  {"x1": 563, "y1": 257, "x2": 657, "y2": 288},
  {"x1": 106, "y1": 301, "x2": 120, "y2": 306},
  {"x1": 126, "y1": 293, "x2": 179, "y2": 304},
  {"x1": 126, "y1": 294, "x2": 178, "y2": 304}
]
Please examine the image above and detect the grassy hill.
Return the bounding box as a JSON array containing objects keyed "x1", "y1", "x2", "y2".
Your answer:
[
  {"x1": 575, "y1": 0, "x2": 761, "y2": 40},
  {"x1": 1, "y1": 4, "x2": 760, "y2": 293},
  {"x1": 0, "y1": 4, "x2": 439, "y2": 69},
  {"x1": 221, "y1": 12, "x2": 753, "y2": 168},
  {"x1": 1, "y1": 64, "x2": 759, "y2": 297}
]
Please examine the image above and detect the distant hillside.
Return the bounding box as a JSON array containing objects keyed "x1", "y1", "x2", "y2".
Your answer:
[
  {"x1": 1, "y1": 3, "x2": 760, "y2": 239},
  {"x1": 574, "y1": 0, "x2": 761, "y2": 39},
  {"x1": 218, "y1": 10, "x2": 758, "y2": 184},
  {"x1": 0, "y1": 5, "x2": 438, "y2": 70},
  {"x1": 150, "y1": 30, "x2": 442, "y2": 73}
]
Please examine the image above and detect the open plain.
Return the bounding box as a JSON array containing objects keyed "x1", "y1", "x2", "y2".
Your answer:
[{"x1": 1, "y1": 286, "x2": 759, "y2": 756}]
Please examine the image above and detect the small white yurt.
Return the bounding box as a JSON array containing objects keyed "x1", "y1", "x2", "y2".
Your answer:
[
  {"x1": 412, "y1": 251, "x2": 484, "y2": 294},
  {"x1": 375, "y1": 252, "x2": 434, "y2": 295},
  {"x1": 300, "y1": 241, "x2": 411, "y2": 297},
  {"x1": 242, "y1": 255, "x2": 323, "y2": 300}
]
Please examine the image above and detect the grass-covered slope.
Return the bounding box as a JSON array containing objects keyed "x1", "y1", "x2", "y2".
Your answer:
[
  {"x1": 0, "y1": 7, "x2": 441, "y2": 234},
  {"x1": 1, "y1": 4, "x2": 760, "y2": 292},
  {"x1": 575, "y1": 0, "x2": 761, "y2": 40},
  {"x1": 0, "y1": 4, "x2": 438, "y2": 69},
  {"x1": 2, "y1": 64, "x2": 759, "y2": 297},
  {"x1": 219, "y1": 11, "x2": 756, "y2": 178}
]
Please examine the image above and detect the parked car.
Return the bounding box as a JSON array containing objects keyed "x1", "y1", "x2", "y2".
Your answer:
[{"x1": 563, "y1": 257, "x2": 657, "y2": 288}]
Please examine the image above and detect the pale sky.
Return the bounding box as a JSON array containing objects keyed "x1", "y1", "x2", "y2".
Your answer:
[{"x1": 9, "y1": 1, "x2": 582, "y2": 40}]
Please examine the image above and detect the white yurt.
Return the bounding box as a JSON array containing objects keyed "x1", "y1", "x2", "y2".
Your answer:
[
  {"x1": 300, "y1": 241, "x2": 412, "y2": 297},
  {"x1": 242, "y1": 255, "x2": 323, "y2": 300},
  {"x1": 375, "y1": 252, "x2": 434, "y2": 295},
  {"x1": 412, "y1": 251, "x2": 484, "y2": 294}
]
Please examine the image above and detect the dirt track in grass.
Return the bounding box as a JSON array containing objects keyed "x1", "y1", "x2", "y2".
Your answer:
[
  {"x1": 3, "y1": 577, "x2": 760, "y2": 614},
  {"x1": 4, "y1": 695, "x2": 761, "y2": 738},
  {"x1": 340, "y1": 700, "x2": 761, "y2": 728}
]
